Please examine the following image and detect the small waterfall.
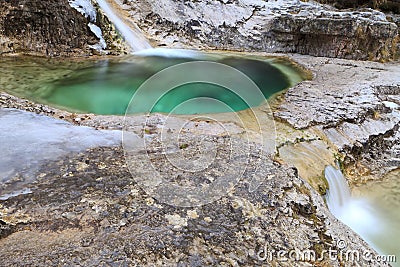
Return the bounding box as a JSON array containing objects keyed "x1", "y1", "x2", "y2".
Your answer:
[
  {"x1": 325, "y1": 165, "x2": 399, "y2": 261},
  {"x1": 95, "y1": 0, "x2": 152, "y2": 52},
  {"x1": 325, "y1": 165, "x2": 351, "y2": 217}
]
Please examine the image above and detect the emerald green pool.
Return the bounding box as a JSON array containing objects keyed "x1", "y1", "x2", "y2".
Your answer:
[{"x1": 2, "y1": 50, "x2": 308, "y2": 115}]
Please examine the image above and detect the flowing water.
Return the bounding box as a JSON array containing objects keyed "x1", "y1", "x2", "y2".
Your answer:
[
  {"x1": 1, "y1": 51, "x2": 308, "y2": 115},
  {"x1": 325, "y1": 166, "x2": 400, "y2": 265},
  {"x1": 95, "y1": 0, "x2": 152, "y2": 51}
]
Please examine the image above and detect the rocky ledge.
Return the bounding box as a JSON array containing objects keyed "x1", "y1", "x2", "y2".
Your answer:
[
  {"x1": 0, "y1": 0, "x2": 97, "y2": 56},
  {"x1": 274, "y1": 55, "x2": 400, "y2": 185}
]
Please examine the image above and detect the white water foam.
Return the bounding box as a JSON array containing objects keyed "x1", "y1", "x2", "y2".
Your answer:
[
  {"x1": 325, "y1": 165, "x2": 398, "y2": 260},
  {"x1": 95, "y1": 0, "x2": 152, "y2": 52}
]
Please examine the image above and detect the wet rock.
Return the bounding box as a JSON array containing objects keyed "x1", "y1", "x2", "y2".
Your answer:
[
  {"x1": 92, "y1": 1, "x2": 135, "y2": 55},
  {"x1": 325, "y1": 84, "x2": 400, "y2": 183},
  {"x1": 278, "y1": 139, "x2": 334, "y2": 194}
]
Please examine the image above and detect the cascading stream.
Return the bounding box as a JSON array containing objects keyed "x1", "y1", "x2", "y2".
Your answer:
[
  {"x1": 325, "y1": 166, "x2": 400, "y2": 265},
  {"x1": 325, "y1": 166, "x2": 351, "y2": 217},
  {"x1": 95, "y1": 0, "x2": 152, "y2": 52}
]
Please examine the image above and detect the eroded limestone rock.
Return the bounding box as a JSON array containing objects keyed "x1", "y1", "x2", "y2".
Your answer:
[
  {"x1": 0, "y1": 143, "x2": 385, "y2": 266},
  {"x1": 274, "y1": 55, "x2": 400, "y2": 185},
  {"x1": 122, "y1": 0, "x2": 399, "y2": 61}
]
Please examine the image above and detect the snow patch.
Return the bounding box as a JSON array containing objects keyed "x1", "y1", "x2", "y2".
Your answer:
[
  {"x1": 68, "y1": 0, "x2": 107, "y2": 51},
  {"x1": 88, "y1": 23, "x2": 107, "y2": 50},
  {"x1": 68, "y1": 0, "x2": 97, "y2": 22}
]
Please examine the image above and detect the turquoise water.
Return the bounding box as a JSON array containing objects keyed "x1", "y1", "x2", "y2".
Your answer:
[{"x1": 3, "y1": 50, "x2": 308, "y2": 115}]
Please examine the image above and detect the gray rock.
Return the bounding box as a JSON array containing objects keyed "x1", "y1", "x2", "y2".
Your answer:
[
  {"x1": 0, "y1": 143, "x2": 384, "y2": 266},
  {"x1": 274, "y1": 55, "x2": 400, "y2": 184},
  {"x1": 123, "y1": 0, "x2": 398, "y2": 61},
  {"x1": 275, "y1": 55, "x2": 400, "y2": 129},
  {"x1": 0, "y1": 0, "x2": 127, "y2": 57}
]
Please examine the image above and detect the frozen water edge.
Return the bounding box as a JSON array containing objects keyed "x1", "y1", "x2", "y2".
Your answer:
[
  {"x1": 0, "y1": 188, "x2": 32, "y2": 201},
  {"x1": 0, "y1": 108, "x2": 122, "y2": 198}
]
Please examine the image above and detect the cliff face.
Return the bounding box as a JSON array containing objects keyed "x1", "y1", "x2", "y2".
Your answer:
[
  {"x1": 266, "y1": 13, "x2": 398, "y2": 61},
  {"x1": 125, "y1": 0, "x2": 399, "y2": 61},
  {"x1": 0, "y1": 0, "x2": 398, "y2": 60},
  {"x1": 0, "y1": 0, "x2": 99, "y2": 56}
]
